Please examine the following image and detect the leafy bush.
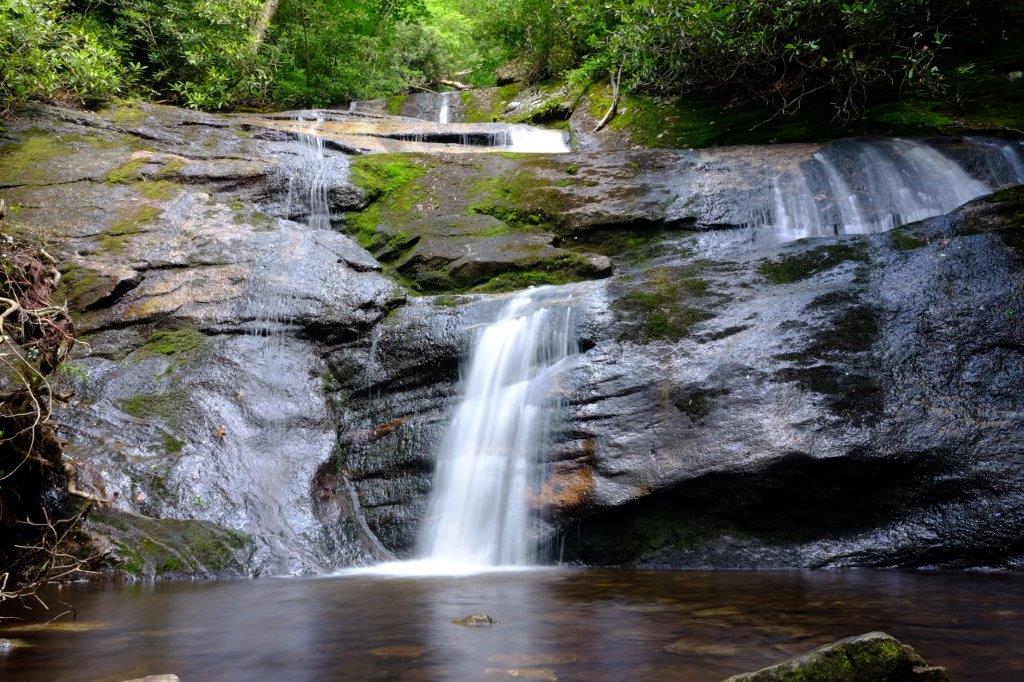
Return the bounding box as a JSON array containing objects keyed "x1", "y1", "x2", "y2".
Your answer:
[
  {"x1": 111, "y1": 0, "x2": 272, "y2": 109},
  {"x1": 482, "y1": 0, "x2": 1022, "y2": 120},
  {"x1": 0, "y1": 0, "x2": 128, "y2": 107}
]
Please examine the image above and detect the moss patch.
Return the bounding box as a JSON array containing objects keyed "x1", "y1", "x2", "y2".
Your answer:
[
  {"x1": 758, "y1": 242, "x2": 868, "y2": 284},
  {"x1": 90, "y1": 507, "x2": 252, "y2": 579},
  {"x1": 460, "y1": 84, "x2": 524, "y2": 123},
  {"x1": 612, "y1": 265, "x2": 716, "y2": 342},
  {"x1": 119, "y1": 390, "x2": 189, "y2": 429},
  {"x1": 106, "y1": 158, "x2": 148, "y2": 184},
  {"x1": 889, "y1": 228, "x2": 928, "y2": 251},
  {"x1": 135, "y1": 327, "x2": 206, "y2": 360},
  {"x1": 0, "y1": 131, "x2": 68, "y2": 185},
  {"x1": 98, "y1": 205, "x2": 161, "y2": 253}
]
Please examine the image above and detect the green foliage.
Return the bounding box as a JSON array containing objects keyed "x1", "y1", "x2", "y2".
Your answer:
[
  {"x1": 111, "y1": 0, "x2": 271, "y2": 109},
  {"x1": 483, "y1": 0, "x2": 1023, "y2": 121},
  {"x1": 269, "y1": 0, "x2": 438, "y2": 106},
  {"x1": 0, "y1": 0, "x2": 128, "y2": 107}
]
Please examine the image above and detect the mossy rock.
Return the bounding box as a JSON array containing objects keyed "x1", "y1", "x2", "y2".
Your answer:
[
  {"x1": 346, "y1": 152, "x2": 608, "y2": 293},
  {"x1": 611, "y1": 264, "x2": 719, "y2": 342},
  {"x1": 119, "y1": 390, "x2": 190, "y2": 430},
  {"x1": 758, "y1": 242, "x2": 868, "y2": 284},
  {"x1": 133, "y1": 327, "x2": 207, "y2": 361},
  {"x1": 724, "y1": 631, "x2": 948, "y2": 681},
  {"x1": 98, "y1": 204, "x2": 161, "y2": 253},
  {"x1": 89, "y1": 507, "x2": 253, "y2": 579}
]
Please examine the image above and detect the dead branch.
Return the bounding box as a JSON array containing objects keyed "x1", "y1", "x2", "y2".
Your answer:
[
  {"x1": 437, "y1": 79, "x2": 472, "y2": 91},
  {"x1": 592, "y1": 64, "x2": 623, "y2": 134}
]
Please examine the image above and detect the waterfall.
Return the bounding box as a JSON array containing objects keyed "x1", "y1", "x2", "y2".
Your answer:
[
  {"x1": 763, "y1": 137, "x2": 1009, "y2": 239},
  {"x1": 504, "y1": 124, "x2": 571, "y2": 153},
  {"x1": 438, "y1": 91, "x2": 452, "y2": 124},
  {"x1": 290, "y1": 113, "x2": 332, "y2": 230},
  {"x1": 417, "y1": 288, "x2": 576, "y2": 569}
]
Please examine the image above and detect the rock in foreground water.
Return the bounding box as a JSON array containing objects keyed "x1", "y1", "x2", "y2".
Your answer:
[
  {"x1": 724, "y1": 632, "x2": 948, "y2": 681},
  {"x1": 452, "y1": 612, "x2": 499, "y2": 627}
]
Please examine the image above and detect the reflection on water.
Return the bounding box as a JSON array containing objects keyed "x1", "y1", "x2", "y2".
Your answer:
[{"x1": 2, "y1": 570, "x2": 1024, "y2": 680}]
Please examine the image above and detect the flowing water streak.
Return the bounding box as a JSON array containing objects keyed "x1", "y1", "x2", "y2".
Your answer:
[
  {"x1": 767, "y1": 138, "x2": 996, "y2": 239},
  {"x1": 296, "y1": 114, "x2": 332, "y2": 230},
  {"x1": 416, "y1": 288, "x2": 577, "y2": 570},
  {"x1": 438, "y1": 91, "x2": 452, "y2": 124},
  {"x1": 503, "y1": 124, "x2": 572, "y2": 153}
]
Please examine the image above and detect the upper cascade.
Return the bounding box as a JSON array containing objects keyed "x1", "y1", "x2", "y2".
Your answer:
[{"x1": 758, "y1": 136, "x2": 1024, "y2": 240}]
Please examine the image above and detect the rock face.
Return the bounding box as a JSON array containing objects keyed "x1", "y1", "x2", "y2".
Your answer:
[
  {"x1": 724, "y1": 632, "x2": 948, "y2": 681},
  {"x1": 2, "y1": 103, "x2": 402, "y2": 576},
  {"x1": 325, "y1": 187, "x2": 1024, "y2": 569},
  {"x1": 3, "y1": 98, "x2": 1023, "y2": 576}
]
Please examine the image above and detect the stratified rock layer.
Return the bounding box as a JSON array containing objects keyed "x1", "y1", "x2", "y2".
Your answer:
[{"x1": 3, "y1": 100, "x2": 1023, "y2": 576}]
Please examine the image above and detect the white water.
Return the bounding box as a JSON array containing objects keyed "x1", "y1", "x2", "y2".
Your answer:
[
  {"x1": 766, "y1": 137, "x2": 1022, "y2": 240},
  {"x1": 504, "y1": 124, "x2": 572, "y2": 153},
  {"x1": 418, "y1": 288, "x2": 576, "y2": 569},
  {"x1": 350, "y1": 288, "x2": 576, "y2": 577},
  {"x1": 288, "y1": 113, "x2": 332, "y2": 231},
  {"x1": 438, "y1": 91, "x2": 452, "y2": 124}
]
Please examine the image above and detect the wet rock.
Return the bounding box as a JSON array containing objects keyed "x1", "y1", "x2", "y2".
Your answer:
[
  {"x1": 452, "y1": 612, "x2": 499, "y2": 627},
  {"x1": 121, "y1": 676, "x2": 180, "y2": 682},
  {"x1": 1, "y1": 103, "x2": 401, "y2": 576},
  {"x1": 484, "y1": 668, "x2": 558, "y2": 681},
  {"x1": 327, "y1": 188, "x2": 1024, "y2": 571},
  {"x1": 723, "y1": 632, "x2": 948, "y2": 681}
]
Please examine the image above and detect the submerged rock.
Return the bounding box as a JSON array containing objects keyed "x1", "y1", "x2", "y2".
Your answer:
[{"x1": 723, "y1": 632, "x2": 948, "y2": 681}]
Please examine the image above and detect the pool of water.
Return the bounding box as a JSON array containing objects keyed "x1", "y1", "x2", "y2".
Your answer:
[{"x1": 2, "y1": 569, "x2": 1023, "y2": 680}]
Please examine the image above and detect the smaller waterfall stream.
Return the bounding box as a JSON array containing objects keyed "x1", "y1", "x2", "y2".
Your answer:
[
  {"x1": 293, "y1": 114, "x2": 332, "y2": 230},
  {"x1": 762, "y1": 137, "x2": 1024, "y2": 240},
  {"x1": 438, "y1": 91, "x2": 452, "y2": 124}
]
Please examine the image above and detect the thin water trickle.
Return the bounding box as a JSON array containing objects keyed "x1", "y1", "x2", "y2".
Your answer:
[
  {"x1": 295, "y1": 114, "x2": 332, "y2": 230},
  {"x1": 409, "y1": 288, "x2": 577, "y2": 572}
]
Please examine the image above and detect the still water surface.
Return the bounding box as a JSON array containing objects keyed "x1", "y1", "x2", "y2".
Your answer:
[{"x1": 1, "y1": 569, "x2": 1023, "y2": 681}]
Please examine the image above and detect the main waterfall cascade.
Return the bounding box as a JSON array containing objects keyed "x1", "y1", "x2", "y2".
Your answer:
[
  {"x1": 350, "y1": 288, "x2": 578, "y2": 576},
  {"x1": 761, "y1": 137, "x2": 1024, "y2": 240},
  {"x1": 419, "y1": 289, "x2": 576, "y2": 567}
]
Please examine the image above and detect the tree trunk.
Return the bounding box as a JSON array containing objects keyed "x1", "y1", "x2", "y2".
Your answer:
[{"x1": 250, "y1": 0, "x2": 281, "y2": 53}]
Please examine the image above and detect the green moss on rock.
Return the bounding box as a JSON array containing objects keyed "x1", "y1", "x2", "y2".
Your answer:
[
  {"x1": 89, "y1": 507, "x2": 253, "y2": 579},
  {"x1": 98, "y1": 204, "x2": 161, "y2": 253},
  {"x1": 612, "y1": 265, "x2": 715, "y2": 342},
  {"x1": 724, "y1": 631, "x2": 947, "y2": 682},
  {"x1": 135, "y1": 327, "x2": 206, "y2": 360},
  {"x1": 119, "y1": 390, "x2": 189, "y2": 429},
  {"x1": 0, "y1": 131, "x2": 67, "y2": 185},
  {"x1": 889, "y1": 229, "x2": 928, "y2": 251},
  {"x1": 759, "y1": 242, "x2": 868, "y2": 284}
]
